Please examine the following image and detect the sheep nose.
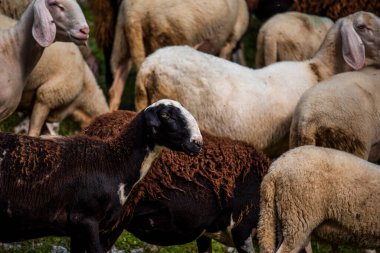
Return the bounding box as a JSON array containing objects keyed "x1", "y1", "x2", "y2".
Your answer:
[
  {"x1": 192, "y1": 135, "x2": 203, "y2": 146},
  {"x1": 79, "y1": 25, "x2": 90, "y2": 36},
  {"x1": 191, "y1": 138, "x2": 203, "y2": 152},
  {"x1": 192, "y1": 139, "x2": 203, "y2": 148}
]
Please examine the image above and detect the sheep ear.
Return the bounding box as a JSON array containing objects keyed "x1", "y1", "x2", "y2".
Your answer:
[
  {"x1": 341, "y1": 18, "x2": 365, "y2": 70},
  {"x1": 144, "y1": 107, "x2": 161, "y2": 137},
  {"x1": 32, "y1": 0, "x2": 56, "y2": 47}
]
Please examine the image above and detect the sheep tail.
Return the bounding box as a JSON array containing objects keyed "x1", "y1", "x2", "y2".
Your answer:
[
  {"x1": 289, "y1": 119, "x2": 317, "y2": 149},
  {"x1": 255, "y1": 27, "x2": 265, "y2": 68},
  {"x1": 258, "y1": 174, "x2": 277, "y2": 253},
  {"x1": 255, "y1": 29, "x2": 277, "y2": 68},
  {"x1": 134, "y1": 67, "x2": 152, "y2": 112},
  {"x1": 110, "y1": 0, "x2": 129, "y2": 75}
]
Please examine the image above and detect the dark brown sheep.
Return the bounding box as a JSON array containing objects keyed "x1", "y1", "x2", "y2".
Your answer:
[
  {"x1": 0, "y1": 100, "x2": 202, "y2": 253},
  {"x1": 251, "y1": 0, "x2": 380, "y2": 21},
  {"x1": 82, "y1": 110, "x2": 270, "y2": 253},
  {"x1": 292, "y1": 0, "x2": 380, "y2": 21}
]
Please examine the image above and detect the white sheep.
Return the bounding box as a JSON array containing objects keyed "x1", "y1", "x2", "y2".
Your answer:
[
  {"x1": 290, "y1": 65, "x2": 380, "y2": 162},
  {"x1": 0, "y1": 14, "x2": 108, "y2": 136},
  {"x1": 0, "y1": 0, "x2": 100, "y2": 78},
  {"x1": 134, "y1": 11, "x2": 380, "y2": 158},
  {"x1": 20, "y1": 42, "x2": 109, "y2": 136},
  {"x1": 255, "y1": 11, "x2": 334, "y2": 68},
  {"x1": 108, "y1": 0, "x2": 250, "y2": 111},
  {"x1": 258, "y1": 145, "x2": 380, "y2": 252},
  {"x1": 0, "y1": 0, "x2": 89, "y2": 122}
]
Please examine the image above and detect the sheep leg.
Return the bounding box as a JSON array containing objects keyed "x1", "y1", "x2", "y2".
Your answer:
[
  {"x1": 196, "y1": 236, "x2": 212, "y2": 253},
  {"x1": 231, "y1": 225, "x2": 255, "y2": 253},
  {"x1": 72, "y1": 109, "x2": 93, "y2": 129},
  {"x1": 275, "y1": 210, "x2": 315, "y2": 253},
  {"x1": 108, "y1": 60, "x2": 132, "y2": 111},
  {"x1": 276, "y1": 234, "x2": 312, "y2": 253},
  {"x1": 70, "y1": 218, "x2": 106, "y2": 253},
  {"x1": 218, "y1": 41, "x2": 237, "y2": 60},
  {"x1": 28, "y1": 101, "x2": 50, "y2": 136}
]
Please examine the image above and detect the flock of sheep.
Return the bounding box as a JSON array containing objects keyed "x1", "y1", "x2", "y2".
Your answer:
[{"x1": 0, "y1": 0, "x2": 379, "y2": 253}]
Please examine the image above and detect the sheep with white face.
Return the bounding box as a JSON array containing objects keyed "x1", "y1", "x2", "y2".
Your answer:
[{"x1": 0, "y1": 0, "x2": 89, "y2": 122}]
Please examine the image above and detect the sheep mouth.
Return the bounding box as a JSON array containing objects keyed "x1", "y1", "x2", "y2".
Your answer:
[
  {"x1": 69, "y1": 34, "x2": 89, "y2": 45},
  {"x1": 181, "y1": 142, "x2": 202, "y2": 156}
]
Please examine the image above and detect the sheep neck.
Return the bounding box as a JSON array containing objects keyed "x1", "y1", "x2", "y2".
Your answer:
[
  {"x1": 11, "y1": 1, "x2": 45, "y2": 84},
  {"x1": 108, "y1": 112, "x2": 161, "y2": 193},
  {"x1": 311, "y1": 20, "x2": 352, "y2": 80}
]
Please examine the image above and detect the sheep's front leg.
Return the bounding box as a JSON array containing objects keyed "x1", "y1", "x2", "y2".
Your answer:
[
  {"x1": 29, "y1": 101, "x2": 50, "y2": 136},
  {"x1": 70, "y1": 217, "x2": 104, "y2": 253},
  {"x1": 231, "y1": 224, "x2": 255, "y2": 253},
  {"x1": 196, "y1": 236, "x2": 212, "y2": 253}
]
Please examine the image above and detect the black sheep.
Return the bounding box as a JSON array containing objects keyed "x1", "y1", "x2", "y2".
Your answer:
[{"x1": 0, "y1": 99, "x2": 202, "y2": 253}]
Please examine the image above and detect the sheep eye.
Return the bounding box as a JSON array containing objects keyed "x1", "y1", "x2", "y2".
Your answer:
[
  {"x1": 357, "y1": 24, "x2": 366, "y2": 30},
  {"x1": 50, "y1": 2, "x2": 64, "y2": 10}
]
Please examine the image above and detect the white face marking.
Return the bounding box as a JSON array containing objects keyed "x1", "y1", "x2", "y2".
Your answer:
[
  {"x1": 117, "y1": 145, "x2": 163, "y2": 205},
  {"x1": 118, "y1": 183, "x2": 127, "y2": 206},
  {"x1": 146, "y1": 99, "x2": 203, "y2": 144}
]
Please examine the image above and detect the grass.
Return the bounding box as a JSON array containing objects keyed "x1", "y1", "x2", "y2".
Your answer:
[{"x1": 0, "y1": 5, "x2": 364, "y2": 253}]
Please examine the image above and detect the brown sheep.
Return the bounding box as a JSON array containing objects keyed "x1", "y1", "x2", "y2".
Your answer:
[{"x1": 82, "y1": 110, "x2": 271, "y2": 253}]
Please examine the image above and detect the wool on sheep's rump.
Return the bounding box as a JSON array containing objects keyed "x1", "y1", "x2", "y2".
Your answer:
[{"x1": 292, "y1": 0, "x2": 380, "y2": 21}]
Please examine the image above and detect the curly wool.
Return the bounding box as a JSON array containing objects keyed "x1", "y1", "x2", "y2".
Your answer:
[
  {"x1": 82, "y1": 110, "x2": 270, "y2": 228},
  {"x1": 292, "y1": 0, "x2": 380, "y2": 20}
]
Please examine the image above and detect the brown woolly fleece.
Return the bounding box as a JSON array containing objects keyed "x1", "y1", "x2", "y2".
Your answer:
[
  {"x1": 122, "y1": 131, "x2": 269, "y2": 220},
  {"x1": 83, "y1": 110, "x2": 270, "y2": 229},
  {"x1": 292, "y1": 0, "x2": 380, "y2": 21}
]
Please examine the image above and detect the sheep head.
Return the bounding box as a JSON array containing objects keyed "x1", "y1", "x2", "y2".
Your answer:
[
  {"x1": 144, "y1": 99, "x2": 203, "y2": 156},
  {"x1": 32, "y1": 0, "x2": 89, "y2": 47},
  {"x1": 341, "y1": 11, "x2": 380, "y2": 70}
]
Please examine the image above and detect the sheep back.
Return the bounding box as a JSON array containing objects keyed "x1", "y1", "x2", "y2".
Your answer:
[
  {"x1": 255, "y1": 11, "x2": 333, "y2": 68},
  {"x1": 290, "y1": 66, "x2": 380, "y2": 161},
  {"x1": 135, "y1": 45, "x2": 320, "y2": 157},
  {"x1": 111, "y1": 0, "x2": 249, "y2": 72}
]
